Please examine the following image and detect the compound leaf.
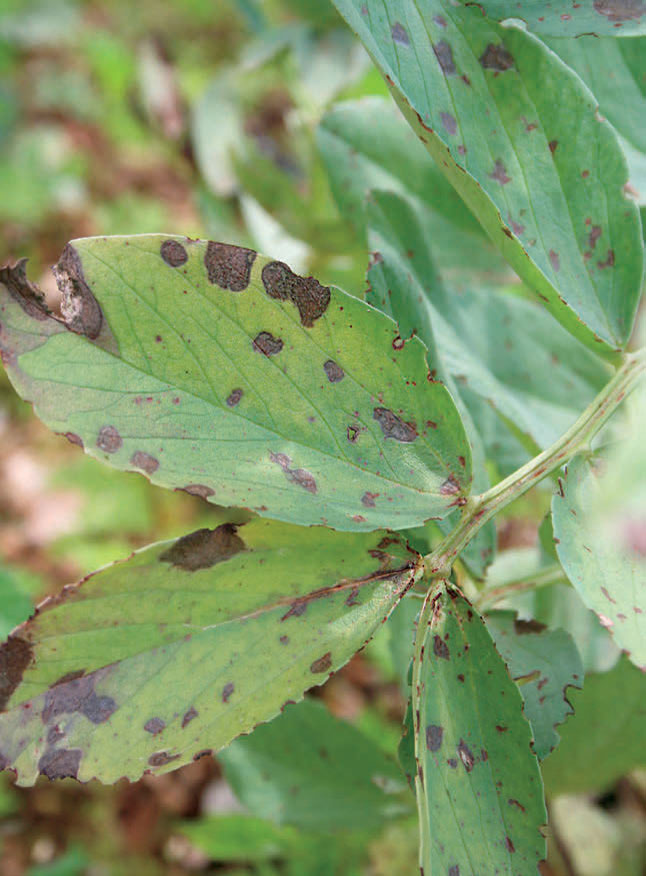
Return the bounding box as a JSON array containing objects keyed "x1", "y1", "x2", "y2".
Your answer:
[
  {"x1": 0, "y1": 235, "x2": 472, "y2": 532},
  {"x1": 0, "y1": 519, "x2": 421, "y2": 785},
  {"x1": 332, "y1": 0, "x2": 643, "y2": 355},
  {"x1": 412, "y1": 583, "x2": 546, "y2": 874},
  {"x1": 552, "y1": 453, "x2": 646, "y2": 670}
]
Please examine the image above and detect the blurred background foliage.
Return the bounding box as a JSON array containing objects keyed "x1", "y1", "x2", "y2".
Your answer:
[{"x1": 0, "y1": 0, "x2": 644, "y2": 874}]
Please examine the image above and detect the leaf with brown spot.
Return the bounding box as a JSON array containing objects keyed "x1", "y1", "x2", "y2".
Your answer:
[
  {"x1": 410, "y1": 582, "x2": 546, "y2": 873},
  {"x1": 0, "y1": 235, "x2": 471, "y2": 531},
  {"x1": 0, "y1": 517, "x2": 421, "y2": 784}
]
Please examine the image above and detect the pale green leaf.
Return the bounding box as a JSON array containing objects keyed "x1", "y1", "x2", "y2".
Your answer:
[
  {"x1": 458, "y1": 1, "x2": 646, "y2": 37},
  {"x1": 0, "y1": 519, "x2": 421, "y2": 785},
  {"x1": 332, "y1": 0, "x2": 644, "y2": 354},
  {"x1": 552, "y1": 452, "x2": 646, "y2": 670},
  {"x1": 541, "y1": 657, "x2": 646, "y2": 796},
  {"x1": 0, "y1": 235, "x2": 472, "y2": 532},
  {"x1": 178, "y1": 815, "x2": 299, "y2": 864},
  {"x1": 412, "y1": 583, "x2": 546, "y2": 874},
  {"x1": 485, "y1": 611, "x2": 583, "y2": 759},
  {"x1": 219, "y1": 699, "x2": 409, "y2": 831}
]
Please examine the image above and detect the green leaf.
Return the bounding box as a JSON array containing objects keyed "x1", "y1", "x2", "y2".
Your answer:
[
  {"x1": 411, "y1": 582, "x2": 546, "y2": 874},
  {"x1": 485, "y1": 611, "x2": 583, "y2": 759},
  {"x1": 332, "y1": 1, "x2": 644, "y2": 354},
  {"x1": 552, "y1": 452, "x2": 646, "y2": 670},
  {"x1": 0, "y1": 235, "x2": 472, "y2": 532},
  {"x1": 0, "y1": 566, "x2": 33, "y2": 639},
  {"x1": 219, "y1": 699, "x2": 409, "y2": 831},
  {"x1": 318, "y1": 97, "x2": 504, "y2": 279},
  {"x1": 178, "y1": 815, "x2": 299, "y2": 864},
  {"x1": 458, "y1": 1, "x2": 646, "y2": 37},
  {"x1": 0, "y1": 519, "x2": 421, "y2": 785},
  {"x1": 365, "y1": 190, "x2": 609, "y2": 454},
  {"x1": 541, "y1": 657, "x2": 646, "y2": 796},
  {"x1": 547, "y1": 36, "x2": 646, "y2": 204}
]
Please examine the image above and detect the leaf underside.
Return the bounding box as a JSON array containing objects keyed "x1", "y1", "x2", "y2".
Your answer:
[
  {"x1": 0, "y1": 235, "x2": 472, "y2": 532},
  {"x1": 0, "y1": 519, "x2": 421, "y2": 785}
]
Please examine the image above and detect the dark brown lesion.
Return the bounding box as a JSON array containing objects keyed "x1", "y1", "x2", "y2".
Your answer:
[
  {"x1": 42, "y1": 671, "x2": 117, "y2": 725},
  {"x1": 160, "y1": 239, "x2": 188, "y2": 268},
  {"x1": 0, "y1": 635, "x2": 34, "y2": 711},
  {"x1": 261, "y1": 261, "x2": 330, "y2": 327},
  {"x1": 323, "y1": 360, "x2": 344, "y2": 383},
  {"x1": 97, "y1": 425, "x2": 122, "y2": 454},
  {"x1": 38, "y1": 747, "x2": 82, "y2": 780},
  {"x1": 269, "y1": 452, "x2": 317, "y2": 494},
  {"x1": 52, "y1": 244, "x2": 103, "y2": 339},
  {"x1": 159, "y1": 524, "x2": 246, "y2": 571},
  {"x1": 373, "y1": 408, "x2": 418, "y2": 443},
  {"x1": 204, "y1": 241, "x2": 256, "y2": 291},
  {"x1": 130, "y1": 451, "x2": 159, "y2": 474},
  {"x1": 0, "y1": 259, "x2": 50, "y2": 321},
  {"x1": 253, "y1": 331, "x2": 283, "y2": 356},
  {"x1": 479, "y1": 44, "x2": 515, "y2": 72}
]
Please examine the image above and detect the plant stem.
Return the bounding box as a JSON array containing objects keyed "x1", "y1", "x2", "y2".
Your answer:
[
  {"x1": 475, "y1": 563, "x2": 567, "y2": 609},
  {"x1": 424, "y1": 348, "x2": 646, "y2": 579}
]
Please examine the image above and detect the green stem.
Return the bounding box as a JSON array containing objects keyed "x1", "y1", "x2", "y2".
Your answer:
[
  {"x1": 476, "y1": 563, "x2": 567, "y2": 609},
  {"x1": 425, "y1": 348, "x2": 646, "y2": 579}
]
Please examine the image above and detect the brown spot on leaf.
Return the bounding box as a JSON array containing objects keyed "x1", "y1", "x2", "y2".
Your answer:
[
  {"x1": 38, "y1": 748, "x2": 82, "y2": 780},
  {"x1": 323, "y1": 359, "x2": 344, "y2": 383},
  {"x1": 43, "y1": 672, "x2": 116, "y2": 725},
  {"x1": 130, "y1": 451, "x2": 159, "y2": 475},
  {"x1": 391, "y1": 22, "x2": 410, "y2": 45},
  {"x1": 222, "y1": 682, "x2": 234, "y2": 703},
  {"x1": 449, "y1": 867, "x2": 460, "y2": 876},
  {"x1": 205, "y1": 241, "x2": 256, "y2": 291},
  {"x1": 505, "y1": 836, "x2": 516, "y2": 853},
  {"x1": 514, "y1": 618, "x2": 547, "y2": 634},
  {"x1": 440, "y1": 475, "x2": 461, "y2": 496},
  {"x1": 0, "y1": 636, "x2": 33, "y2": 710},
  {"x1": 441, "y1": 112, "x2": 457, "y2": 136},
  {"x1": 549, "y1": 250, "x2": 560, "y2": 272},
  {"x1": 0, "y1": 258, "x2": 50, "y2": 320},
  {"x1": 593, "y1": 0, "x2": 646, "y2": 22},
  {"x1": 548, "y1": 140, "x2": 558, "y2": 154},
  {"x1": 160, "y1": 239, "x2": 188, "y2": 268},
  {"x1": 281, "y1": 601, "x2": 308, "y2": 621},
  {"x1": 426, "y1": 724, "x2": 443, "y2": 752},
  {"x1": 181, "y1": 484, "x2": 214, "y2": 500},
  {"x1": 253, "y1": 331, "x2": 283, "y2": 356},
  {"x1": 480, "y1": 44, "x2": 515, "y2": 71},
  {"x1": 361, "y1": 492, "x2": 379, "y2": 508},
  {"x1": 489, "y1": 159, "x2": 511, "y2": 185},
  {"x1": 52, "y1": 244, "x2": 103, "y2": 339},
  {"x1": 96, "y1": 425, "x2": 122, "y2": 454},
  {"x1": 508, "y1": 798, "x2": 526, "y2": 812},
  {"x1": 182, "y1": 707, "x2": 198, "y2": 728},
  {"x1": 457, "y1": 739, "x2": 475, "y2": 772},
  {"x1": 148, "y1": 751, "x2": 180, "y2": 767},
  {"x1": 447, "y1": 758, "x2": 458, "y2": 768},
  {"x1": 345, "y1": 587, "x2": 360, "y2": 607},
  {"x1": 588, "y1": 225, "x2": 602, "y2": 249},
  {"x1": 433, "y1": 41, "x2": 455, "y2": 74},
  {"x1": 261, "y1": 261, "x2": 330, "y2": 327},
  {"x1": 433, "y1": 635, "x2": 450, "y2": 660},
  {"x1": 226, "y1": 388, "x2": 243, "y2": 407},
  {"x1": 65, "y1": 432, "x2": 83, "y2": 448},
  {"x1": 373, "y1": 408, "x2": 417, "y2": 442},
  {"x1": 310, "y1": 652, "x2": 332, "y2": 674},
  {"x1": 597, "y1": 249, "x2": 615, "y2": 269},
  {"x1": 144, "y1": 717, "x2": 165, "y2": 735},
  {"x1": 160, "y1": 524, "x2": 246, "y2": 571},
  {"x1": 269, "y1": 452, "x2": 317, "y2": 494},
  {"x1": 347, "y1": 425, "x2": 360, "y2": 442}
]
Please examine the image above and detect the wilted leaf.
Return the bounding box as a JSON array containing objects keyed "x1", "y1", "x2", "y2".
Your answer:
[
  {"x1": 411, "y1": 583, "x2": 546, "y2": 874},
  {"x1": 332, "y1": 1, "x2": 643, "y2": 354},
  {"x1": 541, "y1": 657, "x2": 646, "y2": 795},
  {"x1": 552, "y1": 452, "x2": 646, "y2": 670},
  {"x1": 0, "y1": 519, "x2": 421, "y2": 784},
  {"x1": 485, "y1": 611, "x2": 583, "y2": 759},
  {"x1": 0, "y1": 235, "x2": 472, "y2": 532},
  {"x1": 220, "y1": 699, "x2": 409, "y2": 831}
]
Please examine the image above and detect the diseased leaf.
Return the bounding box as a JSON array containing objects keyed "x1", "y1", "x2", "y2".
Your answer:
[
  {"x1": 219, "y1": 699, "x2": 409, "y2": 831},
  {"x1": 412, "y1": 583, "x2": 546, "y2": 874},
  {"x1": 541, "y1": 657, "x2": 646, "y2": 796},
  {"x1": 332, "y1": 0, "x2": 644, "y2": 354},
  {"x1": 0, "y1": 519, "x2": 422, "y2": 785},
  {"x1": 485, "y1": 611, "x2": 583, "y2": 760},
  {"x1": 458, "y1": 1, "x2": 646, "y2": 38},
  {"x1": 552, "y1": 452, "x2": 646, "y2": 670},
  {"x1": 547, "y1": 36, "x2": 646, "y2": 204},
  {"x1": 0, "y1": 235, "x2": 472, "y2": 532}
]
